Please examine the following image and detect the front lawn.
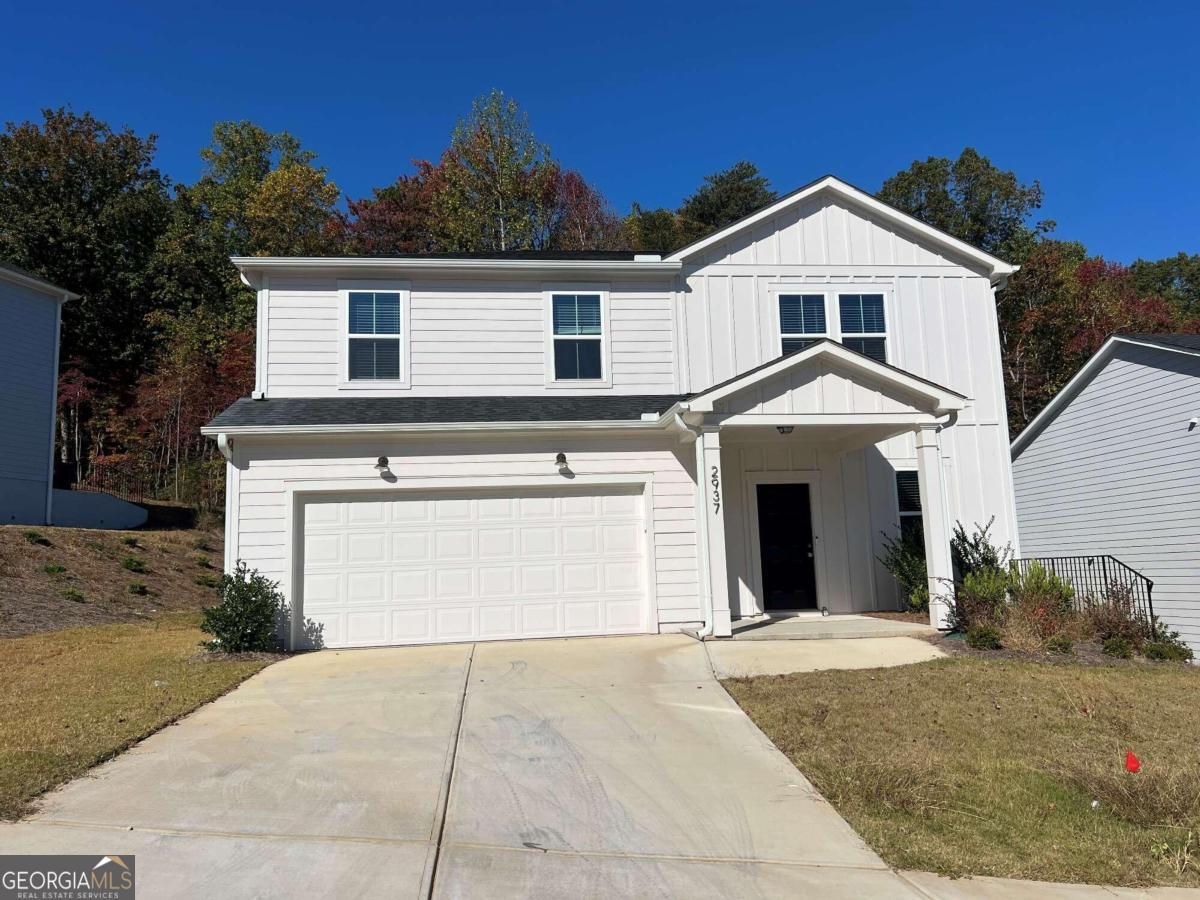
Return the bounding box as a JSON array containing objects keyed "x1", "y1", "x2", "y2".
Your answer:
[
  {"x1": 0, "y1": 611, "x2": 275, "y2": 819},
  {"x1": 724, "y1": 656, "x2": 1200, "y2": 888}
]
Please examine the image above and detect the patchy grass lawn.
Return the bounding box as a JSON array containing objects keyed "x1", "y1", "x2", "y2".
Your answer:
[
  {"x1": 0, "y1": 611, "x2": 274, "y2": 819},
  {"x1": 724, "y1": 656, "x2": 1200, "y2": 888},
  {"x1": 0, "y1": 514, "x2": 224, "y2": 637}
]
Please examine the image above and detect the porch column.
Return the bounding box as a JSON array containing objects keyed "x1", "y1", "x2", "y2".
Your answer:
[
  {"x1": 697, "y1": 427, "x2": 732, "y2": 637},
  {"x1": 915, "y1": 424, "x2": 954, "y2": 630}
]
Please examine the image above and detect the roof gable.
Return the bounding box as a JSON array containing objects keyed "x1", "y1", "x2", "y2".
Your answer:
[{"x1": 666, "y1": 175, "x2": 1017, "y2": 284}]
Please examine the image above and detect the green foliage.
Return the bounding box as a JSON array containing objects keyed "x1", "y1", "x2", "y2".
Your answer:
[
  {"x1": 121, "y1": 556, "x2": 147, "y2": 573},
  {"x1": 1130, "y1": 252, "x2": 1200, "y2": 319},
  {"x1": 876, "y1": 147, "x2": 1053, "y2": 262},
  {"x1": 677, "y1": 161, "x2": 776, "y2": 242},
  {"x1": 195, "y1": 574, "x2": 220, "y2": 588},
  {"x1": 952, "y1": 567, "x2": 1010, "y2": 630},
  {"x1": 121, "y1": 535, "x2": 138, "y2": 547},
  {"x1": 1082, "y1": 585, "x2": 1151, "y2": 648},
  {"x1": 61, "y1": 589, "x2": 86, "y2": 604},
  {"x1": 965, "y1": 624, "x2": 1002, "y2": 650},
  {"x1": 1009, "y1": 562, "x2": 1075, "y2": 617},
  {"x1": 950, "y1": 518, "x2": 1011, "y2": 579},
  {"x1": 200, "y1": 561, "x2": 284, "y2": 653},
  {"x1": 42, "y1": 564, "x2": 66, "y2": 575},
  {"x1": 877, "y1": 531, "x2": 928, "y2": 612},
  {"x1": 1143, "y1": 630, "x2": 1194, "y2": 662},
  {"x1": 127, "y1": 581, "x2": 148, "y2": 596},
  {"x1": 194, "y1": 554, "x2": 212, "y2": 569},
  {"x1": 22, "y1": 530, "x2": 50, "y2": 547},
  {"x1": 1103, "y1": 636, "x2": 1134, "y2": 659},
  {"x1": 1045, "y1": 634, "x2": 1074, "y2": 654}
]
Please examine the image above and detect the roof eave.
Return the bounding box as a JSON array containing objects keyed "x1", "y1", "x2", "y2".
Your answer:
[
  {"x1": 230, "y1": 256, "x2": 682, "y2": 279},
  {"x1": 0, "y1": 266, "x2": 79, "y2": 302},
  {"x1": 201, "y1": 418, "x2": 670, "y2": 438}
]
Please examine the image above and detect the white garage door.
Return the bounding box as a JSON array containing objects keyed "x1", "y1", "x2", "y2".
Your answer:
[{"x1": 299, "y1": 486, "x2": 648, "y2": 648}]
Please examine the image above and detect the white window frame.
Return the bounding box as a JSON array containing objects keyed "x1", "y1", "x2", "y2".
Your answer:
[
  {"x1": 337, "y1": 280, "x2": 411, "y2": 390},
  {"x1": 543, "y1": 284, "x2": 611, "y2": 389},
  {"x1": 894, "y1": 468, "x2": 924, "y2": 545},
  {"x1": 773, "y1": 291, "x2": 831, "y2": 355},
  {"x1": 837, "y1": 291, "x2": 889, "y2": 363}
]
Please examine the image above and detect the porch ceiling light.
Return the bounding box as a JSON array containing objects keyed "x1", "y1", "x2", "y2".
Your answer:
[
  {"x1": 555, "y1": 452, "x2": 569, "y2": 471},
  {"x1": 374, "y1": 456, "x2": 390, "y2": 471},
  {"x1": 776, "y1": 426, "x2": 794, "y2": 435}
]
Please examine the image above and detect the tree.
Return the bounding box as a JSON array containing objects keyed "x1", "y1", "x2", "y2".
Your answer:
[
  {"x1": 877, "y1": 148, "x2": 1053, "y2": 262},
  {"x1": 546, "y1": 168, "x2": 624, "y2": 251},
  {"x1": 624, "y1": 204, "x2": 685, "y2": 252},
  {"x1": 1130, "y1": 252, "x2": 1200, "y2": 319},
  {"x1": 245, "y1": 162, "x2": 341, "y2": 256},
  {"x1": 432, "y1": 90, "x2": 559, "y2": 251},
  {"x1": 337, "y1": 164, "x2": 443, "y2": 255},
  {"x1": 677, "y1": 160, "x2": 776, "y2": 239},
  {"x1": 0, "y1": 109, "x2": 171, "y2": 379}
]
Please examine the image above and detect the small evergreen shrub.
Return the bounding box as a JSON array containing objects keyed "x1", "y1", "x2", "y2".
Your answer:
[
  {"x1": 950, "y1": 518, "x2": 1012, "y2": 580},
  {"x1": 62, "y1": 588, "x2": 85, "y2": 603},
  {"x1": 1045, "y1": 634, "x2": 1074, "y2": 654},
  {"x1": 127, "y1": 581, "x2": 148, "y2": 595},
  {"x1": 194, "y1": 553, "x2": 212, "y2": 569},
  {"x1": 1144, "y1": 630, "x2": 1194, "y2": 662},
  {"x1": 952, "y1": 567, "x2": 1009, "y2": 631},
  {"x1": 22, "y1": 530, "x2": 51, "y2": 547},
  {"x1": 121, "y1": 535, "x2": 138, "y2": 547},
  {"x1": 1083, "y1": 584, "x2": 1151, "y2": 649},
  {"x1": 195, "y1": 574, "x2": 220, "y2": 588},
  {"x1": 1103, "y1": 635, "x2": 1134, "y2": 659},
  {"x1": 42, "y1": 564, "x2": 67, "y2": 576},
  {"x1": 966, "y1": 624, "x2": 1002, "y2": 650},
  {"x1": 200, "y1": 562, "x2": 284, "y2": 653},
  {"x1": 1007, "y1": 562, "x2": 1075, "y2": 640},
  {"x1": 121, "y1": 556, "x2": 146, "y2": 573},
  {"x1": 878, "y1": 531, "x2": 928, "y2": 612}
]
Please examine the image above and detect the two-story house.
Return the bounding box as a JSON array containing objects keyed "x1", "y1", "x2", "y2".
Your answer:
[{"x1": 202, "y1": 175, "x2": 1021, "y2": 650}]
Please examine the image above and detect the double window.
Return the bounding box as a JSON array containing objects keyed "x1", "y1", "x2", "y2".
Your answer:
[
  {"x1": 777, "y1": 291, "x2": 888, "y2": 362},
  {"x1": 551, "y1": 293, "x2": 604, "y2": 380},
  {"x1": 347, "y1": 291, "x2": 403, "y2": 381}
]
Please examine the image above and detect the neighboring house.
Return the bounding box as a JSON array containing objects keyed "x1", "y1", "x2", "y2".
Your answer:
[
  {"x1": 202, "y1": 175, "x2": 1021, "y2": 650},
  {"x1": 1011, "y1": 334, "x2": 1200, "y2": 651},
  {"x1": 0, "y1": 261, "x2": 74, "y2": 526}
]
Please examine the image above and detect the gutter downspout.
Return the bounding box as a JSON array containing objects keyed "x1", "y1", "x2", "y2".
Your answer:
[{"x1": 666, "y1": 408, "x2": 715, "y2": 640}]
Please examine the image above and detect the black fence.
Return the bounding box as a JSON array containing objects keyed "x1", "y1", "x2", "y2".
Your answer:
[{"x1": 1012, "y1": 555, "x2": 1155, "y2": 628}]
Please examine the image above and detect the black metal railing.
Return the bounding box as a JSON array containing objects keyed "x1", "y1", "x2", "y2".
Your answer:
[{"x1": 1012, "y1": 555, "x2": 1155, "y2": 628}]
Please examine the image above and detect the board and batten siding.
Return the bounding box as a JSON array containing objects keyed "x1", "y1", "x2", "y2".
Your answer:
[
  {"x1": 264, "y1": 277, "x2": 676, "y2": 396},
  {"x1": 678, "y1": 194, "x2": 1020, "y2": 558},
  {"x1": 1013, "y1": 343, "x2": 1200, "y2": 651},
  {"x1": 227, "y1": 434, "x2": 703, "y2": 629},
  {"x1": 0, "y1": 277, "x2": 60, "y2": 524}
]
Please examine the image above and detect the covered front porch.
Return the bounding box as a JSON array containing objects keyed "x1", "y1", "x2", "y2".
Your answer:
[{"x1": 674, "y1": 341, "x2": 966, "y2": 637}]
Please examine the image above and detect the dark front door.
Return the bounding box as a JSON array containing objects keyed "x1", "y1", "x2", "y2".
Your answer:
[{"x1": 756, "y1": 483, "x2": 818, "y2": 611}]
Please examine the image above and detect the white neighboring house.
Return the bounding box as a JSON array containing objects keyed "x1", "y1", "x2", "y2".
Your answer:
[
  {"x1": 1011, "y1": 334, "x2": 1200, "y2": 652},
  {"x1": 0, "y1": 261, "x2": 74, "y2": 526},
  {"x1": 202, "y1": 175, "x2": 1022, "y2": 650}
]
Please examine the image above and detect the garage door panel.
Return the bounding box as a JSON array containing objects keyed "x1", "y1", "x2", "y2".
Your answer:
[{"x1": 301, "y1": 486, "x2": 649, "y2": 648}]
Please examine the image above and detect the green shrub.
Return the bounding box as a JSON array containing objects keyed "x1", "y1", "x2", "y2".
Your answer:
[
  {"x1": 193, "y1": 538, "x2": 211, "y2": 552},
  {"x1": 127, "y1": 581, "x2": 148, "y2": 596},
  {"x1": 194, "y1": 553, "x2": 212, "y2": 569},
  {"x1": 42, "y1": 564, "x2": 67, "y2": 576},
  {"x1": 1144, "y1": 631, "x2": 1194, "y2": 662},
  {"x1": 1103, "y1": 635, "x2": 1134, "y2": 659},
  {"x1": 905, "y1": 583, "x2": 930, "y2": 614},
  {"x1": 195, "y1": 574, "x2": 220, "y2": 588},
  {"x1": 951, "y1": 567, "x2": 1009, "y2": 630},
  {"x1": 1045, "y1": 634, "x2": 1074, "y2": 654},
  {"x1": 121, "y1": 556, "x2": 146, "y2": 573},
  {"x1": 120, "y1": 535, "x2": 138, "y2": 547},
  {"x1": 878, "y1": 531, "x2": 927, "y2": 612},
  {"x1": 950, "y1": 518, "x2": 1012, "y2": 579},
  {"x1": 1083, "y1": 584, "x2": 1151, "y2": 649},
  {"x1": 61, "y1": 588, "x2": 85, "y2": 604},
  {"x1": 966, "y1": 624, "x2": 1002, "y2": 650},
  {"x1": 1007, "y1": 562, "x2": 1075, "y2": 639},
  {"x1": 200, "y1": 561, "x2": 284, "y2": 653},
  {"x1": 22, "y1": 530, "x2": 50, "y2": 547}
]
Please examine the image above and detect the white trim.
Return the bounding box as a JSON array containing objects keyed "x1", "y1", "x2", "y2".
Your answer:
[
  {"x1": 253, "y1": 275, "x2": 269, "y2": 398},
  {"x1": 717, "y1": 412, "x2": 940, "y2": 427},
  {"x1": 0, "y1": 266, "x2": 79, "y2": 302},
  {"x1": 665, "y1": 175, "x2": 1018, "y2": 284},
  {"x1": 743, "y1": 471, "x2": 827, "y2": 617},
  {"x1": 337, "y1": 280, "x2": 412, "y2": 390},
  {"x1": 282, "y1": 472, "x2": 658, "y2": 649},
  {"x1": 683, "y1": 340, "x2": 966, "y2": 415},
  {"x1": 775, "y1": 290, "x2": 832, "y2": 353},
  {"x1": 44, "y1": 298, "x2": 64, "y2": 524},
  {"x1": 542, "y1": 283, "x2": 612, "y2": 389},
  {"x1": 233, "y1": 256, "x2": 681, "y2": 276},
  {"x1": 202, "y1": 418, "x2": 667, "y2": 438},
  {"x1": 1011, "y1": 335, "x2": 1200, "y2": 458}
]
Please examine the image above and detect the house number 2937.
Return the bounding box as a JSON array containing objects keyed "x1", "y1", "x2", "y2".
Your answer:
[{"x1": 710, "y1": 465, "x2": 721, "y2": 514}]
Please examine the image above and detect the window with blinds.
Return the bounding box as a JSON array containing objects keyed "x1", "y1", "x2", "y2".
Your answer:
[
  {"x1": 839, "y1": 293, "x2": 887, "y2": 363},
  {"x1": 778, "y1": 294, "x2": 827, "y2": 354},
  {"x1": 347, "y1": 291, "x2": 402, "y2": 381},
  {"x1": 895, "y1": 470, "x2": 924, "y2": 550},
  {"x1": 552, "y1": 294, "x2": 603, "y2": 380}
]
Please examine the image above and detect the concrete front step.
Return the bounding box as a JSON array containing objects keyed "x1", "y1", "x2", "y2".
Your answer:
[{"x1": 725, "y1": 614, "x2": 937, "y2": 641}]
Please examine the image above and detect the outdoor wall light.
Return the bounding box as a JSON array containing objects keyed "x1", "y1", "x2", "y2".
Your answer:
[
  {"x1": 374, "y1": 456, "x2": 390, "y2": 471},
  {"x1": 555, "y1": 452, "x2": 569, "y2": 471},
  {"x1": 776, "y1": 426, "x2": 794, "y2": 435}
]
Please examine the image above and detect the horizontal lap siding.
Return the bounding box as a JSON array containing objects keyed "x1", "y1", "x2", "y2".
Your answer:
[
  {"x1": 232, "y1": 437, "x2": 701, "y2": 627},
  {"x1": 1013, "y1": 345, "x2": 1200, "y2": 650},
  {"x1": 266, "y1": 278, "x2": 676, "y2": 397},
  {"x1": 0, "y1": 280, "x2": 56, "y2": 508}
]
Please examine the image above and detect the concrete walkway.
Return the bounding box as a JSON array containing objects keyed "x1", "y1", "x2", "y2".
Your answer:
[
  {"x1": 708, "y1": 634, "x2": 945, "y2": 677},
  {"x1": 2, "y1": 634, "x2": 1194, "y2": 898},
  {"x1": 729, "y1": 612, "x2": 937, "y2": 640}
]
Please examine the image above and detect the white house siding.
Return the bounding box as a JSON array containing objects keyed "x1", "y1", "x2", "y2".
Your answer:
[
  {"x1": 226, "y1": 433, "x2": 702, "y2": 635},
  {"x1": 679, "y1": 194, "x2": 1020, "y2": 573},
  {"x1": 264, "y1": 276, "x2": 676, "y2": 397},
  {"x1": 1013, "y1": 343, "x2": 1200, "y2": 650},
  {"x1": 0, "y1": 278, "x2": 59, "y2": 525}
]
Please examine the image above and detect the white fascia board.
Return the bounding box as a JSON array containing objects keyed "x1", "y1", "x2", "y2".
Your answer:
[
  {"x1": 665, "y1": 175, "x2": 1018, "y2": 284},
  {"x1": 201, "y1": 418, "x2": 672, "y2": 438},
  {"x1": 230, "y1": 256, "x2": 682, "y2": 277},
  {"x1": 1010, "y1": 335, "x2": 1200, "y2": 458},
  {"x1": 0, "y1": 267, "x2": 79, "y2": 302},
  {"x1": 684, "y1": 341, "x2": 966, "y2": 415}
]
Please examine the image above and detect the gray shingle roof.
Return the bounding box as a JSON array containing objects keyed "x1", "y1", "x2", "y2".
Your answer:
[
  {"x1": 1121, "y1": 333, "x2": 1200, "y2": 353},
  {"x1": 206, "y1": 395, "x2": 686, "y2": 429}
]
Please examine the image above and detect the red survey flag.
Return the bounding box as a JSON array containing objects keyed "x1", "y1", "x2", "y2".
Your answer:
[{"x1": 1125, "y1": 750, "x2": 1141, "y2": 773}]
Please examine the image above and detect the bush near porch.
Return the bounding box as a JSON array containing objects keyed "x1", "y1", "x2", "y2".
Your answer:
[{"x1": 725, "y1": 656, "x2": 1200, "y2": 887}]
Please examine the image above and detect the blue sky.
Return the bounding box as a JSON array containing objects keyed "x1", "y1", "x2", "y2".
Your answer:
[{"x1": 2, "y1": 0, "x2": 1196, "y2": 262}]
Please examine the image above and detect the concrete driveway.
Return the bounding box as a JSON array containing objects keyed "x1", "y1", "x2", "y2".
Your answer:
[{"x1": 1, "y1": 634, "x2": 918, "y2": 898}]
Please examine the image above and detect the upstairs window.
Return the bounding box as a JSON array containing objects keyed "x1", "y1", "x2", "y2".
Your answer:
[
  {"x1": 895, "y1": 470, "x2": 924, "y2": 551},
  {"x1": 839, "y1": 293, "x2": 887, "y2": 363},
  {"x1": 348, "y1": 291, "x2": 402, "y2": 380},
  {"x1": 778, "y1": 294, "x2": 827, "y2": 354},
  {"x1": 552, "y1": 293, "x2": 604, "y2": 380}
]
